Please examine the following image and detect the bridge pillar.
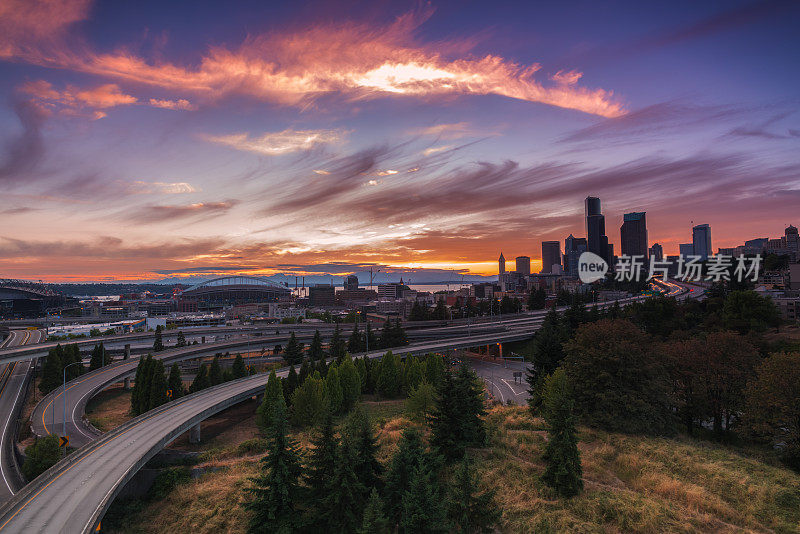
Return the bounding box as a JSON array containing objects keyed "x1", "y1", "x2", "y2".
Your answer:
[
  {"x1": 189, "y1": 423, "x2": 201, "y2": 444},
  {"x1": 123, "y1": 344, "x2": 131, "y2": 389},
  {"x1": 201, "y1": 336, "x2": 206, "y2": 344}
]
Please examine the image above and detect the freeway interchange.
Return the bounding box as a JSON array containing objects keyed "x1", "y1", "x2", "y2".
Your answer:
[{"x1": 0, "y1": 286, "x2": 697, "y2": 533}]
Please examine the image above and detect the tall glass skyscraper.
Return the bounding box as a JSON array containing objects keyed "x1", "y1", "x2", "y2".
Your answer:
[
  {"x1": 621, "y1": 211, "x2": 648, "y2": 259},
  {"x1": 692, "y1": 224, "x2": 712, "y2": 260},
  {"x1": 585, "y1": 196, "x2": 610, "y2": 263}
]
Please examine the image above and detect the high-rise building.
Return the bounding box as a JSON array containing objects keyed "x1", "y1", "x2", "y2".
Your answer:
[
  {"x1": 498, "y1": 252, "x2": 506, "y2": 275},
  {"x1": 620, "y1": 211, "x2": 648, "y2": 259},
  {"x1": 564, "y1": 234, "x2": 587, "y2": 277},
  {"x1": 344, "y1": 274, "x2": 359, "y2": 291},
  {"x1": 541, "y1": 241, "x2": 561, "y2": 274},
  {"x1": 649, "y1": 243, "x2": 664, "y2": 262},
  {"x1": 585, "y1": 196, "x2": 610, "y2": 264},
  {"x1": 786, "y1": 225, "x2": 799, "y2": 252},
  {"x1": 679, "y1": 243, "x2": 694, "y2": 256},
  {"x1": 515, "y1": 256, "x2": 531, "y2": 276},
  {"x1": 692, "y1": 224, "x2": 712, "y2": 260}
]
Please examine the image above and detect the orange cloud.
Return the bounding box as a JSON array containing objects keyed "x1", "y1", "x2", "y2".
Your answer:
[
  {"x1": 3, "y1": 4, "x2": 625, "y2": 117},
  {"x1": 19, "y1": 80, "x2": 136, "y2": 118},
  {"x1": 148, "y1": 98, "x2": 196, "y2": 111},
  {"x1": 203, "y1": 129, "x2": 342, "y2": 155}
]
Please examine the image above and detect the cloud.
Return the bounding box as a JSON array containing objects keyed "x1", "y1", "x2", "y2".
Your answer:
[
  {"x1": 0, "y1": 98, "x2": 48, "y2": 182},
  {"x1": 0, "y1": 206, "x2": 38, "y2": 215},
  {"x1": 148, "y1": 98, "x2": 195, "y2": 111},
  {"x1": 0, "y1": 0, "x2": 91, "y2": 57},
  {"x1": 2, "y1": 4, "x2": 625, "y2": 117},
  {"x1": 551, "y1": 70, "x2": 582, "y2": 86},
  {"x1": 422, "y1": 145, "x2": 453, "y2": 156},
  {"x1": 130, "y1": 200, "x2": 239, "y2": 223},
  {"x1": 19, "y1": 80, "x2": 137, "y2": 118},
  {"x1": 131, "y1": 181, "x2": 199, "y2": 194},
  {"x1": 414, "y1": 122, "x2": 473, "y2": 139},
  {"x1": 203, "y1": 129, "x2": 342, "y2": 155}
]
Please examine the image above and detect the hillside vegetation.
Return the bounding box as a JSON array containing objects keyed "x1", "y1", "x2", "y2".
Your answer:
[{"x1": 106, "y1": 405, "x2": 800, "y2": 533}]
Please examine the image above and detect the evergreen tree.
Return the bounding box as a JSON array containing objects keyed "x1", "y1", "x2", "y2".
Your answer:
[
  {"x1": 284, "y1": 365, "x2": 299, "y2": 401},
  {"x1": 136, "y1": 355, "x2": 155, "y2": 414},
  {"x1": 176, "y1": 330, "x2": 186, "y2": 347},
  {"x1": 526, "y1": 308, "x2": 566, "y2": 413},
  {"x1": 406, "y1": 381, "x2": 437, "y2": 422},
  {"x1": 329, "y1": 324, "x2": 347, "y2": 362},
  {"x1": 385, "y1": 428, "x2": 427, "y2": 524},
  {"x1": 153, "y1": 325, "x2": 164, "y2": 352},
  {"x1": 424, "y1": 353, "x2": 445, "y2": 389},
  {"x1": 189, "y1": 363, "x2": 210, "y2": 393},
  {"x1": 63, "y1": 344, "x2": 83, "y2": 380},
  {"x1": 256, "y1": 371, "x2": 285, "y2": 432},
  {"x1": 232, "y1": 353, "x2": 247, "y2": 379},
  {"x1": 319, "y1": 440, "x2": 365, "y2": 532},
  {"x1": 376, "y1": 351, "x2": 401, "y2": 398},
  {"x1": 283, "y1": 332, "x2": 303, "y2": 365},
  {"x1": 400, "y1": 463, "x2": 449, "y2": 534},
  {"x1": 148, "y1": 359, "x2": 168, "y2": 410},
  {"x1": 361, "y1": 357, "x2": 377, "y2": 394},
  {"x1": 130, "y1": 355, "x2": 145, "y2": 415},
  {"x1": 325, "y1": 365, "x2": 344, "y2": 414},
  {"x1": 243, "y1": 402, "x2": 303, "y2": 534},
  {"x1": 168, "y1": 363, "x2": 184, "y2": 400},
  {"x1": 39, "y1": 346, "x2": 64, "y2": 395},
  {"x1": 290, "y1": 375, "x2": 327, "y2": 427},
  {"x1": 527, "y1": 288, "x2": 547, "y2": 310},
  {"x1": 209, "y1": 356, "x2": 224, "y2": 386},
  {"x1": 89, "y1": 343, "x2": 106, "y2": 371},
  {"x1": 393, "y1": 319, "x2": 408, "y2": 346},
  {"x1": 348, "y1": 323, "x2": 364, "y2": 354},
  {"x1": 379, "y1": 320, "x2": 392, "y2": 349},
  {"x1": 344, "y1": 407, "x2": 383, "y2": 495},
  {"x1": 308, "y1": 330, "x2": 325, "y2": 362},
  {"x1": 564, "y1": 297, "x2": 588, "y2": 334},
  {"x1": 359, "y1": 489, "x2": 390, "y2": 534},
  {"x1": 448, "y1": 456, "x2": 501, "y2": 533},
  {"x1": 541, "y1": 369, "x2": 583, "y2": 498},
  {"x1": 364, "y1": 323, "x2": 377, "y2": 352},
  {"x1": 403, "y1": 357, "x2": 425, "y2": 394},
  {"x1": 338, "y1": 354, "x2": 362, "y2": 411},
  {"x1": 304, "y1": 409, "x2": 338, "y2": 506},
  {"x1": 430, "y1": 365, "x2": 486, "y2": 460},
  {"x1": 298, "y1": 358, "x2": 310, "y2": 384}
]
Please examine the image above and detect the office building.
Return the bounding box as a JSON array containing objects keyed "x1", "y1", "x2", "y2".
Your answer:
[
  {"x1": 692, "y1": 224, "x2": 712, "y2": 260},
  {"x1": 377, "y1": 280, "x2": 409, "y2": 300},
  {"x1": 515, "y1": 256, "x2": 531, "y2": 276},
  {"x1": 679, "y1": 243, "x2": 694, "y2": 257},
  {"x1": 541, "y1": 241, "x2": 561, "y2": 274},
  {"x1": 498, "y1": 252, "x2": 506, "y2": 275},
  {"x1": 649, "y1": 243, "x2": 664, "y2": 262},
  {"x1": 786, "y1": 225, "x2": 799, "y2": 252},
  {"x1": 620, "y1": 212, "x2": 648, "y2": 259},
  {"x1": 586, "y1": 196, "x2": 610, "y2": 264},
  {"x1": 344, "y1": 274, "x2": 359, "y2": 291},
  {"x1": 564, "y1": 234, "x2": 587, "y2": 277},
  {"x1": 309, "y1": 284, "x2": 336, "y2": 307}
]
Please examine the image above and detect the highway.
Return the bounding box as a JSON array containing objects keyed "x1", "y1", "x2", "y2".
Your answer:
[{"x1": 0, "y1": 330, "x2": 41, "y2": 503}]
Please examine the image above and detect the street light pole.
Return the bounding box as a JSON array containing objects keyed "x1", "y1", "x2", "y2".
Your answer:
[{"x1": 62, "y1": 361, "x2": 83, "y2": 455}]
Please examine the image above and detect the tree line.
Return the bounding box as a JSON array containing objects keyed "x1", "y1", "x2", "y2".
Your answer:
[
  {"x1": 281, "y1": 320, "x2": 408, "y2": 366},
  {"x1": 245, "y1": 359, "x2": 500, "y2": 533},
  {"x1": 40, "y1": 342, "x2": 116, "y2": 394}
]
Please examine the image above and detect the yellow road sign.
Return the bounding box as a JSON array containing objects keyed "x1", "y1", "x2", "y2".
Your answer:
[{"x1": 59, "y1": 436, "x2": 69, "y2": 448}]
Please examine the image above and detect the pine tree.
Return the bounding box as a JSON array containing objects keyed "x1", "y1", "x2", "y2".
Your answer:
[
  {"x1": 284, "y1": 365, "x2": 299, "y2": 401},
  {"x1": 392, "y1": 319, "x2": 408, "y2": 346},
  {"x1": 39, "y1": 346, "x2": 63, "y2": 395},
  {"x1": 359, "y1": 489, "x2": 390, "y2": 534},
  {"x1": 400, "y1": 462, "x2": 449, "y2": 534},
  {"x1": 209, "y1": 356, "x2": 223, "y2": 386},
  {"x1": 376, "y1": 351, "x2": 401, "y2": 398},
  {"x1": 424, "y1": 353, "x2": 445, "y2": 389},
  {"x1": 344, "y1": 407, "x2": 383, "y2": 495},
  {"x1": 308, "y1": 330, "x2": 325, "y2": 362},
  {"x1": 290, "y1": 375, "x2": 327, "y2": 427},
  {"x1": 325, "y1": 366, "x2": 343, "y2": 414},
  {"x1": 243, "y1": 402, "x2": 303, "y2": 534},
  {"x1": 153, "y1": 325, "x2": 164, "y2": 352},
  {"x1": 338, "y1": 354, "x2": 361, "y2": 411},
  {"x1": 148, "y1": 359, "x2": 168, "y2": 410},
  {"x1": 330, "y1": 324, "x2": 346, "y2": 362},
  {"x1": 189, "y1": 363, "x2": 210, "y2": 393},
  {"x1": 379, "y1": 320, "x2": 392, "y2": 349},
  {"x1": 130, "y1": 356, "x2": 145, "y2": 415},
  {"x1": 318, "y1": 440, "x2": 365, "y2": 532},
  {"x1": 541, "y1": 368, "x2": 583, "y2": 498},
  {"x1": 176, "y1": 330, "x2": 186, "y2": 347},
  {"x1": 430, "y1": 365, "x2": 486, "y2": 460},
  {"x1": 168, "y1": 363, "x2": 184, "y2": 400},
  {"x1": 348, "y1": 323, "x2": 364, "y2": 354},
  {"x1": 298, "y1": 358, "x2": 310, "y2": 384},
  {"x1": 256, "y1": 371, "x2": 285, "y2": 433},
  {"x1": 453, "y1": 363, "x2": 487, "y2": 448},
  {"x1": 448, "y1": 456, "x2": 501, "y2": 533},
  {"x1": 365, "y1": 323, "x2": 377, "y2": 352},
  {"x1": 527, "y1": 309, "x2": 566, "y2": 412},
  {"x1": 89, "y1": 343, "x2": 105, "y2": 371},
  {"x1": 385, "y1": 428, "x2": 427, "y2": 524},
  {"x1": 136, "y1": 355, "x2": 155, "y2": 414},
  {"x1": 527, "y1": 288, "x2": 547, "y2": 310},
  {"x1": 406, "y1": 381, "x2": 437, "y2": 422},
  {"x1": 232, "y1": 353, "x2": 247, "y2": 379},
  {"x1": 64, "y1": 344, "x2": 83, "y2": 380},
  {"x1": 304, "y1": 409, "x2": 338, "y2": 506},
  {"x1": 284, "y1": 332, "x2": 303, "y2": 365}
]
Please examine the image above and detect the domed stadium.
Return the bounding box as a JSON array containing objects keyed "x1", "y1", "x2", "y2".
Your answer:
[
  {"x1": 0, "y1": 279, "x2": 69, "y2": 318},
  {"x1": 179, "y1": 276, "x2": 290, "y2": 309}
]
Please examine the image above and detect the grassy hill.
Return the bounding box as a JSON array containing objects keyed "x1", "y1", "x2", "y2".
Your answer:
[{"x1": 106, "y1": 404, "x2": 800, "y2": 533}]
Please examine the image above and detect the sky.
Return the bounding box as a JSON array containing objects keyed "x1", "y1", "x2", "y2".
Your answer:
[{"x1": 0, "y1": 0, "x2": 799, "y2": 282}]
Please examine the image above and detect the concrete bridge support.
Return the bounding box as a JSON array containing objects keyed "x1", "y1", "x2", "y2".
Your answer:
[
  {"x1": 123, "y1": 344, "x2": 131, "y2": 389},
  {"x1": 189, "y1": 423, "x2": 201, "y2": 444}
]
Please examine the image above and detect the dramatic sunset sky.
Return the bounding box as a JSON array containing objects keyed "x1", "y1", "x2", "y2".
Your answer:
[{"x1": 1, "y1": 0, "x2": 798, "y2": 282}]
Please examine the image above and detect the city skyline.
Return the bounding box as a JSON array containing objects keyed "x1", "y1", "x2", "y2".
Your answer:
[{"x1": 1, "y1": 0, "x2": 799, "y2": 282}]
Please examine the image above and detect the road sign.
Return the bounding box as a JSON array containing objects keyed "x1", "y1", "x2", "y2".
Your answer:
[
  {"x1": 166, "y1": 389, "x2": 172, "y2": 399},
  {"x1": 513, "y1": 371, "x2": 522, "y2": 383},
  {"x1": 59, "y1": 436, "x2": 69, "y2": 448}
]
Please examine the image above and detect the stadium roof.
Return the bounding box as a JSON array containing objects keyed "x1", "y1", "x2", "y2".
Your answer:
[{"x1": 183, "y1": 276, "x2": 288, "y2": 293}]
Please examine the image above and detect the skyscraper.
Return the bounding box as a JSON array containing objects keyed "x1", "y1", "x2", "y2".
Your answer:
[
  {"x1": 344, "y1": 274, "x2": 359, "y2": 291},
  {"x1": 649, "y1": 243, "x2": 663, "y2": 262},
  {"x1": 585, "y1": 196, "x2": 610, "y2": 264},
  {"x1": 620, "y1": 211, "x2": 648, "y2": 259},
  {"x1": 541, "y1": 241, "x2": 561, "y2": 273},
  {"x1": 499, "y1": 252, "x2": 505, "y2": 275},
  {"x1": 679, "y1": 243, "x2": 694, "y2": 256},
  {"x1": 692, "y1": 224, "x2": 712, "y2": 260},
  {"x1": 515, "y1": 256, "x2": 531, "y2": 276},
  {"x1": 564, "y1": 234, "x2": 587, "y2": 276}
]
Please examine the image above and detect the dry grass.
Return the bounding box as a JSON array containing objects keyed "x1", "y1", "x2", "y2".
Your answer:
[
  {"x1": 85, "y1": 385, "x2": 132, "y2": 432},
  {"x1": 108, "y1": 404, "x2": 800, "y2": 534}
]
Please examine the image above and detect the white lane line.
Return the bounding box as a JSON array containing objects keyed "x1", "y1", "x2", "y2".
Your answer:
[
  {"x1": 501, "y1": 378, "x2": 527, "y2": 396},
  {"x1": 482, "y1": 377, "x2": 505, "y2": 403}
]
